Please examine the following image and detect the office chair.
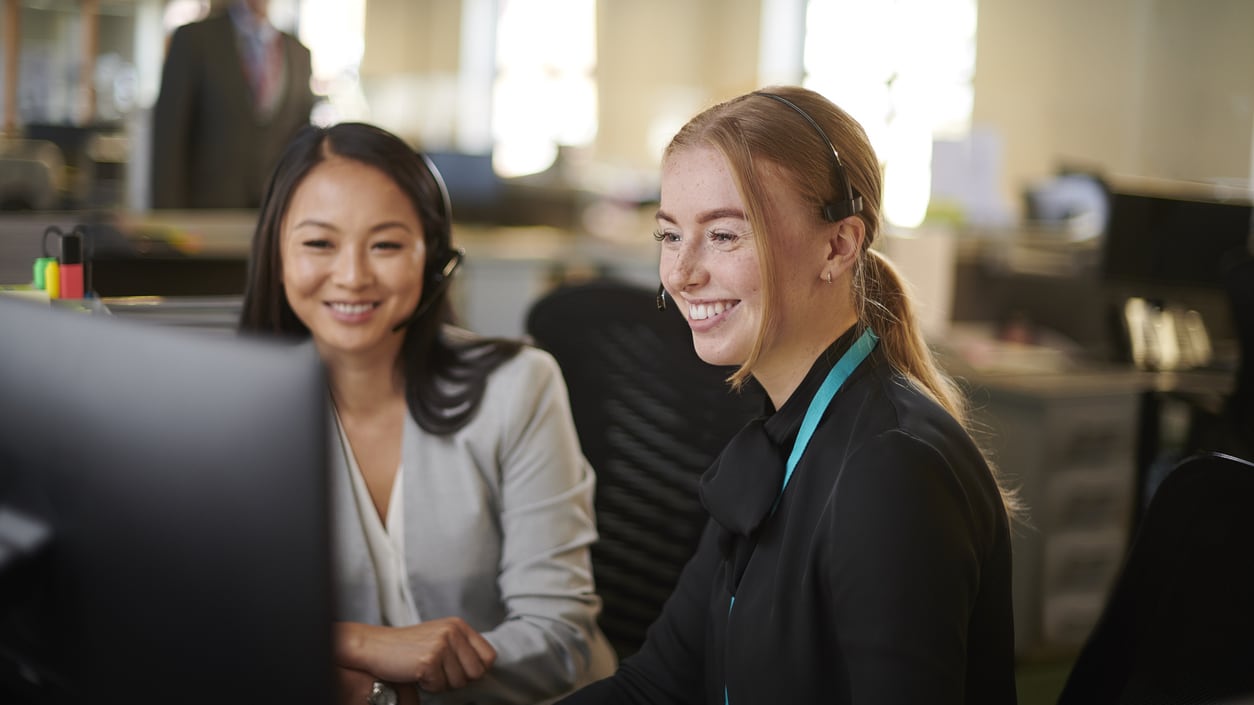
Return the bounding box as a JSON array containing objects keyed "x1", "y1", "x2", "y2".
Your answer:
[
  {"x1": 525, "y1": 278, "x2": 764, "y2": 659},
  {"x1": 1056, "y1": 451, "x2": 1254, "y2": 705},
  {"x1": 1220, "y1": 253, "x2": 1253, "y2": 457}
]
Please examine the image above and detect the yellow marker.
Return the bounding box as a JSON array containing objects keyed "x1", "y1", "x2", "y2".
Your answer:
[
  {"x1": 44, "y1": 260, "x2": 61, "y2": 299},
  {"x1": 33, "y1": 257, "x2": 56, "y2": 289}
]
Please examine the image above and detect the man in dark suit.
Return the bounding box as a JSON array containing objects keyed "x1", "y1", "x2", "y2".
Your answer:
[{"x1": 151, "y1": 0, "x2": 316, "y2": 209}]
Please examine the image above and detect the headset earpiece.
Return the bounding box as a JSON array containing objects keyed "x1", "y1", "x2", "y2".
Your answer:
[
  {"x1": 429, "y1": 248, "x2": 464, "y2": 290},
  {"x1": 392, "y1": 249, "x2": 464, "y2": 333}
]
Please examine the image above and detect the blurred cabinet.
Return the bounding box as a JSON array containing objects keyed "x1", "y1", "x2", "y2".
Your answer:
[
  {"x1": 2, "y1": 0, "x2": 156, "y2": 127},
  {"x1": 969, "y1": 372, "x2": 1141, "y2": 659},
  {"x1": 1, "y1": 0, "x2": 163, "y2": 210}
]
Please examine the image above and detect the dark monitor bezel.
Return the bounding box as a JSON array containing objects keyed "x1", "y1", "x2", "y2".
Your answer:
[
  {"x1": 1100, "y1": 190, "x2": 1253, "y2": 293},
  {"x1": 0, "y1": 299, "x2": 334, "y2": 705}
]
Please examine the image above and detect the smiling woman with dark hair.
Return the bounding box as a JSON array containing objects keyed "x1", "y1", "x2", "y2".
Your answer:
[{"x1": 240, "y1": 122, "x2": 616, "y2": 705}]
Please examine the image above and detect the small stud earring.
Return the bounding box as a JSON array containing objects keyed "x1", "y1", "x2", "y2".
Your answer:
[{"x1": 824, "y1": 271, "x2": 833, "y2": 284}]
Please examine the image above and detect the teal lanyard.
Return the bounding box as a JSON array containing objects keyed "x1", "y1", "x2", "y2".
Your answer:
[
  {"x1": 724, "y1": 327, "x2": 878, "y2": 705},
  {"x1": 774, "y1": 327, "x2": 879, "y2": 514}
]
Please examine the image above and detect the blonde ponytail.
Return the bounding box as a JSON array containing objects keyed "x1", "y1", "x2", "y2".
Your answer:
[
  {"x1": 857, "y1": 249, "x2": 967, "y2": 424},
  {"x1": 857, "y1": 249, "x2": 1022, "y2": 516}
]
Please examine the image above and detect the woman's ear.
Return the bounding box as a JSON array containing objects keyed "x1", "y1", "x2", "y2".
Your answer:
[{"x1": 825, "y1": 216, "x2": 865, "y2": 278}]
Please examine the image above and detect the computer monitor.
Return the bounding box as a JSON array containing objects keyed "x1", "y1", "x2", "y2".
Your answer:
[
  {"x1": 1101, "y1": 190, "x2": 1253, "y2": 291},
  {"x1": 424, "y1": 150, "x2": 504, "y2": 224},
  {"x1": 0, "y1": 299, "x2": 333, "y2": 704}
]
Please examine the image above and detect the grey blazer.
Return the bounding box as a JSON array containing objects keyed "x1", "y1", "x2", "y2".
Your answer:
[
  {"x1": 331, "y1": 345, "x2": 617, "y2": 705},
  {"x1": 150, "y1": 12, "x2": 314, "y2": 209}
]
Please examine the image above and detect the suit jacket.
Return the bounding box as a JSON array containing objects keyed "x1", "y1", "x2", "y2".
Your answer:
[
  {"x1": 151, "y1": 12, "x2": 314, "y2": 209},
  {"x1": 331, "y1": 342, "x2": 618, "y2": 705}
]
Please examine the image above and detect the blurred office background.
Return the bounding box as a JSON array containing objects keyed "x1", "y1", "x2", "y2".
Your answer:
[
  {"x1": 3, "y1": 2, "x2": 1254, "y2": 703},
  {"x1": 4, "y1": 0, "x2": 1252, "y2": 223}
]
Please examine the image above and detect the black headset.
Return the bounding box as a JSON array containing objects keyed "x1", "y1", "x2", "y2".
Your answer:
[
  {"x1": 392, "y1": 153, "x2": 464, "y2": 332},
  {"x1": 657, "y1": 91, "x2": 864, "y2": 312},
  {"x1": 753, "y1": 91, "x2": 863, "y2": 222}
]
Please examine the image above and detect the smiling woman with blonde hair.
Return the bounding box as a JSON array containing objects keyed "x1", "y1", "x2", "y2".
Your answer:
[{"x1": 559, "y1": 87, "x2": 1018, "y2": 704}]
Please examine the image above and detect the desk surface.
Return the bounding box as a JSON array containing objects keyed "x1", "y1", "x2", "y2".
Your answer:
[
  {"x1": 939, "y1": 322, "x2": 1237, "y2": 400},
  {"x1": 961, "y1": 364, "x2": 1235, "y2": 401}
]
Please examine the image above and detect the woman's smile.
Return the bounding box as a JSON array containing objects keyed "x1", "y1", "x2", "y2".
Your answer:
[
  {"x1": 325, "y1": 300, "x2": 382, "y2": 323},
  {"x1": 684, "y1": 298, "x2": 742, "y2": 333}
]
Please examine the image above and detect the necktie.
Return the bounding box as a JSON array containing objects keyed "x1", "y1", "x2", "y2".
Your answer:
[{"x1": 241, "y1": 23, "x2": 283, "y2": 117}]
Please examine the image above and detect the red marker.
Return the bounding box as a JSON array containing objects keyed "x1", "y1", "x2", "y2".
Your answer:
[{"x1": 59, "y1": 231, "x2": 84, "y2": 299}]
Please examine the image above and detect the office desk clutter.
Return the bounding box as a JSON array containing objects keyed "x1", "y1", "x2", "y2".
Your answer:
[
  {"x1": 3, "y1": 219, "x2": 248, "y2": 312},
  {"x1": 1100, "y1": 187, "x2": 1252, "y2": 373},
  {"x1": 940, "y1": 321, "x2": 1084, "y2": 376},
  {"x1": 0, "y1": 231, "x2": 244, "y2": 330},
  {"x1": 25, "y1": 225, "x2": 86, "y2": 300},
  {"x1": 0, "y1": 225, "x2": 91, "y2": 306}
]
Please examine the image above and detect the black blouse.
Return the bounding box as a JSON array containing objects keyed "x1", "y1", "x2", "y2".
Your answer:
[{"x1": 561, "y1": 327, "x2": 1017, "y2": 704}]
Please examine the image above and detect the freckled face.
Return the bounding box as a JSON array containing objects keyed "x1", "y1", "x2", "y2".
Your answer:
[
  {"x1": 658, "y1": 146, "x2": 842, "y2": 383},
  {"x1": 656, "y1": 146, "x2": 763, "y2": 368},
  {"x1": 280, "y1": 157, "x2": 426, "y2": 367}
]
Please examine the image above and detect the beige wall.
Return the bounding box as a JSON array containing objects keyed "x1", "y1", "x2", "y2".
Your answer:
[
  {"x1": 974, "y1": 0, "x2": 1254, "y2": 211},
  {"x1": 361, "y1": 0, "x2": 461, "y2": 75},
  {"x1": 353, "y1": 0, "x2": 1254, "y2": 208},
  {"x1": 1137, "y1": 0, "x2": 1254, "y2": 183},
  {"x1": 595, "y1": 0, "x2": 761, "y2": 169},
  {"x1": 358, "y1": 0, "x2": 466, "y2": 147},
  {"x1": 358, "y1": 0, "x2": 761, "y2": 166}
]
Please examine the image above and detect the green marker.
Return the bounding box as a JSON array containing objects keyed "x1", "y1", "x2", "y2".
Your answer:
[{"x1": 33, "y1": 257, "x2": 56, "y2": 290}]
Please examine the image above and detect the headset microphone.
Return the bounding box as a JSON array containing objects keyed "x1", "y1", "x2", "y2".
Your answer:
[
  {"x1": 656, "y1": 283, "x2": 667, "y2": 312},
  {"x1": 392, "y1": 249, "x2": 465, "y2": 333}
]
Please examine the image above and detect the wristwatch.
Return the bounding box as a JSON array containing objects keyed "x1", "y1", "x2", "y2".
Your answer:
[{"x1": 367, "y1": 680, "x2": 398, "y2": 705}]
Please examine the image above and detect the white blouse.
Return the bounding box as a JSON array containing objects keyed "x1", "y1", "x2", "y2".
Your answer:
[{"x1": 334, "y1": 414, "x2": 420, "y2": 628}]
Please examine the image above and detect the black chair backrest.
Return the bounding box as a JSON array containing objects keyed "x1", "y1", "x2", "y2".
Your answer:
[
  {"x1": 1057, "y1": 451, "x2": 1254, "y2": 705},
  {"x1": 1222, "y1": 253, "x2": 1253, "y2": 455},
  {"x1": 526, "y1": 278, "x2": 763, "y2": 659}
]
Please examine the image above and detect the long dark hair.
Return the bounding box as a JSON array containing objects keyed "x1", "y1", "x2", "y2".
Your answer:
[{"x1": 238, "y1": 122, "x2": 520, "y2": 434}]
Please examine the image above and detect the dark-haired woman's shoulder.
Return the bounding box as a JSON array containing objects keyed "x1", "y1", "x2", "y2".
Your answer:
[
  {"x1": 484, "y1": 340, "x2": 572, "y2": 416},
  {"x1": 424, "y1": 327, "x2": 617, "y2": 698},
  {"x1": 441, "y1": 325, "x2": 575, "y2": 443}
]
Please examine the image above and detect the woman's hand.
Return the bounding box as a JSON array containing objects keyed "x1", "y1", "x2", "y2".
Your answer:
[{"x1": 335, "y1": 618, "x2": 498, "y2": 693}]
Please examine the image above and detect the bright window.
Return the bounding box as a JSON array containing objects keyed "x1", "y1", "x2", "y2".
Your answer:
[
  {"x1": 296, "y1": 0, "x2": 368, "y2": 124},
  {"x1": 491, "y1": 0, "x2": 596, "y2": 178},
  {"x1": 803, "y1": 0, "x2": 976, "y2": 227}
]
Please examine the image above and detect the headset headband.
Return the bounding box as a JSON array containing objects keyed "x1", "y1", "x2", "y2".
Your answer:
[{"x1": 753, "y1": 92, "x2": 863, "y2": 222}]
